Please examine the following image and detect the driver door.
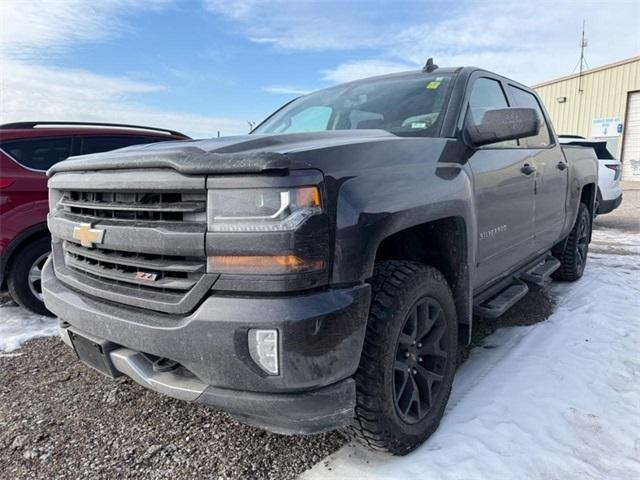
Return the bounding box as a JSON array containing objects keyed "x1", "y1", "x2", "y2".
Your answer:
[{"x1": 465, "y1": 76, "x2": 536, "y2": 289}]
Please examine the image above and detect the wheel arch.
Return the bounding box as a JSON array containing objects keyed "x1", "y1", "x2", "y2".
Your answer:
[
  {"x1": 373, "y1": 216, "x2": 472, "y2": 345},
  {"x1": 1, "y1": 223, "x2": 50, "y2": 288}
]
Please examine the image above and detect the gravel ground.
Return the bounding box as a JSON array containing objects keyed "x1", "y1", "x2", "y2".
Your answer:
[
  {"x1": 1, "y1": 183, "x2": 635, "y2": 480},
  {"x1": 0, "y1": 337, "x2": 345, "y2": 480}
]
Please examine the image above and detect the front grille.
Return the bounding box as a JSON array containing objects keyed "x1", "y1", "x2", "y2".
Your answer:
[
  {"x1": 49, "y1": 169, "x2": 213, "y2": 312},
  {"x1": 63, "y1": 241, "x2": 205, "y2": 294},
  {"x1": 59, "y1": 190, "x2": 206, "y2": 224}
]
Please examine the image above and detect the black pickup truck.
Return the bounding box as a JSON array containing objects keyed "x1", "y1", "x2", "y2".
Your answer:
[{"x1": 42, "y1": 64, "x2": 597, "y2": 455}]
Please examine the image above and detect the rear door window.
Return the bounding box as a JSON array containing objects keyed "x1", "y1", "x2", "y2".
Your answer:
[
  {"x1": 508, "y1": 86, "x2": 552, "y2": 148},
  {"x1": 80, "y1": 136, "x2": 162, "y2": 155},
  {"x1": 0, "y1": 137, "x2": 73, "y2": 171}
]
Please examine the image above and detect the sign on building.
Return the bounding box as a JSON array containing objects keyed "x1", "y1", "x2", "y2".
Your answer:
[{"x1": 591, "y1": 117, "x2": 623, "y2": 137}]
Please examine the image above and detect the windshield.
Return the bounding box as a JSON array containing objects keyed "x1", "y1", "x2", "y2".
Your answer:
[{"x1": 254, "y1": 73, "x2": 454, "y2": 137}]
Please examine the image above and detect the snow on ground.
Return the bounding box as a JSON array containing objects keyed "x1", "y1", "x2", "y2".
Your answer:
[
  {"x1": 0, "y1": 300, "x2": 57, "y2": 353},
  {"x1": 303, "y1": 227, "x2": 640, "y2": 480}
]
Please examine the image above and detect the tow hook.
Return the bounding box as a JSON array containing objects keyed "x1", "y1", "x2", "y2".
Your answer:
[{"x1": 152, "y1": 357, "x2": 180, "y2": 373}]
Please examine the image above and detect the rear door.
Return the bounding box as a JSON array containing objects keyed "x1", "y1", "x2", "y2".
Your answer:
[
  {"x1": 507, "y1": 85, "x2": 568, "y2": 250},
  {"x1": 464, "y1": 75, "x2": 536, "y2": 289},
  {"x1": 0, "y1": 136, "x2": 73, "y2": 233}
]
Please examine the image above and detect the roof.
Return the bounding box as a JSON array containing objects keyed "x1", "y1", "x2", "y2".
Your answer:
[
  {"x1": 532, "y1": 56, "x2": 640, "y2": 88},
  {"x1": 0, "y1": 121, "x2": 189, "y2": 138}
]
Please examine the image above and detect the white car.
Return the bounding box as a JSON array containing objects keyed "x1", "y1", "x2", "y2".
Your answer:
[{"x1": 559, "y1": 136, "x2": 623, "y2": 214}]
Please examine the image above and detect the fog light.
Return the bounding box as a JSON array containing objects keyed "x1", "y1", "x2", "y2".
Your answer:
[{"x1": 248, "y1": 329, "x2": 279, "y2": 375}]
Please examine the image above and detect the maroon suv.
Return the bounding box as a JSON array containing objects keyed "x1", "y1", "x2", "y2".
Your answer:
[{"x1": 0, "y1": 121, "x2": 189, "y2": 315}]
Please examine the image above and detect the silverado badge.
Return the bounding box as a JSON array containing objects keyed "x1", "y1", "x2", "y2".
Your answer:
[{"x1": 73, "y1": 223, "x2": 105, "y2": 248}]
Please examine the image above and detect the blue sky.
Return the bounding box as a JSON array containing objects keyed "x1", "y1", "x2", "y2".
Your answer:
[{"x1": 1, "y1": 0, "x2": 639, "y2": 138}]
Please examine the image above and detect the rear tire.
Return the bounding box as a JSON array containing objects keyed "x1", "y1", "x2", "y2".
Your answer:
[
  {"x1": 350, "y1": 261, "x2": 457, "y2": 455},
  {"x1": 7, "y1": 238, "x2": 53, "y2": 316},
  {"x1": 552, "y1": 203, "x2": 591, "y2": 281}
]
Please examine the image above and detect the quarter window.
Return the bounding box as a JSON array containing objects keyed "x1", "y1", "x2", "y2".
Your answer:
[
  {"x1": 508, "y1": 86, "x2": 552, "y2": 148},
  {"x1": 1, "y1": 137, "x2": 72, "y2": 170}
]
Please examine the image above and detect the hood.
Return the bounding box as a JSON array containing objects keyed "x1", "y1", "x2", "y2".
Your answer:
[{"x1": 47, "y1": 130, "x2": 399, "y2": 177}]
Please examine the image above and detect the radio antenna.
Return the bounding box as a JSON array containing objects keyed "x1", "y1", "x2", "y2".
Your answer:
[
  {"x1": 422, "y1": 58, "x2": 439, "y2": 73},
  {"x1": 572, "y1": 20, "x2": 589, "y2": 93}
]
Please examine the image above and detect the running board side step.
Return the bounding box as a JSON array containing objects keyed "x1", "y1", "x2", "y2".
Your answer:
[
  {"x1": 473, "y1": 280, "x2": 529, "y2": 319},
  {"x1": 519, "y1": 256, "x2": 561, "y2": 287}
]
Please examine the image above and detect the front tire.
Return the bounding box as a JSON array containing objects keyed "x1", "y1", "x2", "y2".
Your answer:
[
  {"x1": 350, "y1": 261, "x2": 457, "y2": 455},
  {"x1": 7, "y1": 238, "x2": 53, "y2": 316},
  {"x1": 552, "y1": 203, "x2": 591, "y2": 281}
]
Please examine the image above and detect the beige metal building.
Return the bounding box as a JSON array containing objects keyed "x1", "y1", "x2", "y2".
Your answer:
[{"x1": 533, "y1": 56, "x2": 640, "y2": 180}]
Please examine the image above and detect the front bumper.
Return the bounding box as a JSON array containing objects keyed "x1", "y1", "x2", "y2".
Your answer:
[{"x1": 42, "y1": 258, "x2": 370, "y2": 434}]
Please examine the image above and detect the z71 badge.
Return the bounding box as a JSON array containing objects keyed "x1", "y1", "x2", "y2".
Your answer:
[{"x1": 134, "y1": 271, "x2": 158, "y2": 281}]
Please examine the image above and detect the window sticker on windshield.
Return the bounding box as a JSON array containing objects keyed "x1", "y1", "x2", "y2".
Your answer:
[
  {"x1": 426, "y1": 81, "x2": 441, "y2": 89},
  {"x1": 411, "y1": 122, "x2": 427, "y2": 129}
]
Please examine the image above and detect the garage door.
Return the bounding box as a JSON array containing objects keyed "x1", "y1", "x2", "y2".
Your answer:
[{"x1": 622, "y1": 91, "x2": 640, "y2": 181}]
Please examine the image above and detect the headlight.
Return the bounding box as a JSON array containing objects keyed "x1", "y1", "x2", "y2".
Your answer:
[
  {"x1": 207, "y1": 186, "x2": 321, "y2": 232},
  {"x1": 206, "y1": 183, "x2": 327, "y2": 277}
]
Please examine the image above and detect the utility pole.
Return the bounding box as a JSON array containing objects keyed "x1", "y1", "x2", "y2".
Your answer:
[{"x1": 247, "y1": 121, "x2": 256, "y2": 132}]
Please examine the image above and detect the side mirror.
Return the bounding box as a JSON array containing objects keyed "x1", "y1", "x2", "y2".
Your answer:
[{"x1": 466, "y1": 107, "x2": 541, "y2": 147}]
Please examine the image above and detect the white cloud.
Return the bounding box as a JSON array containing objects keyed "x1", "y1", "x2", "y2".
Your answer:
[
  {"x1": 263, "y1": 85, "x2": 312, "y2": 95},
  {"x1": 203, "y1": 0, "x2": 264, "y2": 21},
  {"x1": 385, "y1": 2, "x2": 640, "y2": 85},
  {"x1": 322, "y1": 59, "x2": 418, "y2": 83},
  {"x1": 0, "y1": 0, "x2": 169, "y2": 58},
  {"x1": 204, "y1": 0, "x2": 640, "y2": 86},
  {"x1": 0, "y1": 57, "x2": 247, "y2": 138},
  {"x1": 0, "y1": 0, "x2": 247, "y2": 138},
  {"x1": 204, "y1": 0, "x2": 385, "y2": 51}
]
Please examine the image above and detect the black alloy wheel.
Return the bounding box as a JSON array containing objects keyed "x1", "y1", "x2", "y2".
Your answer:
[{"x1": 393, "y1": 297, "x2": 449, "y2": 424}]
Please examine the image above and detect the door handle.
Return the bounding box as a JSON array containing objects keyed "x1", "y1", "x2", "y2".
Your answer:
[
  {"x1": 521, "y1": 164, "x2": 536, "y2": 175},
  {"x1": 557, "y1": 162, "x2": 567, "y2": 171}
]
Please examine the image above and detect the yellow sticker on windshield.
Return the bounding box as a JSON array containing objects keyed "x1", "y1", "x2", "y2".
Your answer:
[{"x1": 426, "y1": 81, "x2": 441, "y2": 89}]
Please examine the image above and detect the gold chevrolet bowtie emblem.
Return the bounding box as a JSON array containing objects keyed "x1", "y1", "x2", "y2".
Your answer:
[{"x1": 73, "y1": 223, "x2": 105, "y2": 248}]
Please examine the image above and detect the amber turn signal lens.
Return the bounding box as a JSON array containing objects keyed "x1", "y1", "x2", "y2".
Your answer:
[
  {"x1": 295, "y1": 186, "x2": 320, "y2": 208},
  {"x1": 208, "y1": 255, "x2": 324, "y2": 274}
]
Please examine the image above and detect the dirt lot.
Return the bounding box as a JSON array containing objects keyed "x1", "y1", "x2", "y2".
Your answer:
[{"x1": 0, "y1": 184, "x2": 636, "y2": 480}]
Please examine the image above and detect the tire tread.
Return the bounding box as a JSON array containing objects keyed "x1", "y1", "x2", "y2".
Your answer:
[{"x1": 349, "y1": 260, "x2": 455, "y2": 454}]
